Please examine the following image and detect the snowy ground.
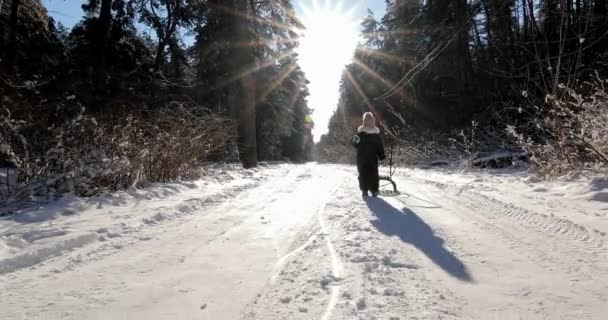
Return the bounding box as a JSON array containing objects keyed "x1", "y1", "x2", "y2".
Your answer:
[{"x1": 1, "y1": 163, "x2": 607, "y2": 319}]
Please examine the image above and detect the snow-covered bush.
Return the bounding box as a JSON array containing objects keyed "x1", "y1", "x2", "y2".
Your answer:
[
  {"x1": 507, "y1": 80, "x2": 608, "y2": 177},
  {"x1": 0, "y1": 103, "x2": 234, "y2": 201}
]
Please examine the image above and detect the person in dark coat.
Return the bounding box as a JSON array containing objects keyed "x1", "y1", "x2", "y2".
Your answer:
[{"x1": 352, "y1": 112, "x2": 386, "y2": 197}]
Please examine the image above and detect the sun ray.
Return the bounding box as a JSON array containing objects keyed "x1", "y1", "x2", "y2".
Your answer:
[
  {"x1": 352, "y1": 58, "x2": 398, "y2": 91},
  {"x1": 351, "y1": 57, "x2": 420, "y2": 109},
  {"x1": 210, "y1": 2, "x2": 295, "y2": 33},
  {"x1": 285, "y1": 80, "x2": 305, "y2": 115},
  {"x1": 343, "y1": 2, "x2": 359, "y2": 19},
  {"x1": 344, "y1": 68, "x2": 377, "y2": 115},
  {"x1": 360, "y1": 29, "x2": 421, "y2": 39},
  {"x1": 211, "y1": 50, "x2": 297, "y2": 92},
  {"x1": 232, "y1": 37, "x2": 301, "y2": 49},
  {"x1": 257, "y1": 63, "x2": 299, "y2": 105},
  {"x1": 334, "y1": 0, "x2": 343, "y2": 14},
  {"x1": 356, "y1": 47, "x2": 413, "y2": 65},
  {"x1": 312, "y1": 0, "x2": 321, "y2": 11}
]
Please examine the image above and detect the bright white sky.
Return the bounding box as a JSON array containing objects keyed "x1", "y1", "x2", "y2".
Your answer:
[
  {"x1": 294, "y1": 0, "x2": 386, "y2": 140},
  {"x1": 297, "y1": 0, "x2": 359, "y2": 140},
  {"x1": 42, "y1": 0, "x2": 386, "y2": 141}
]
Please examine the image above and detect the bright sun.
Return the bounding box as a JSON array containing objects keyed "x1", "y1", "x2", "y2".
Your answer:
[{"x1": 296, "y1": 0, "x2": 360, "y2": 140}]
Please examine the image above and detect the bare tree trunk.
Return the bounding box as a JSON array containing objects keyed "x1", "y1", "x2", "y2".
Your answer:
[
  {"x1": 153, "y1": 0, "x2": 180, "y2": 72},
  {"x1": 0, "y1": 31, "x2": 3, "y2": 68},
  {"x1": 472, "y1": 18, "x2": 486, "y2": 63},
  {"x1": 488, "y1": 0, "x2": 515, "y2": 71},
  {"x1": 0, "y1": 0, "x2": 5, "y2": 55},
  {"x1": 543, "y1": 0, "x2": 559, "y2": 45},
  {"x1": 229, "y1": 0, "x2": 258, "y2": 168},
  {"x1": 94, "y1": 0, "x2": 113, "y2": 91},
  {"x1": 452, "y1": 0, "x2": 475, "y2": 115},
  {"x1": 522, "y1": 0, "x2": 529, "y2": 39},
  {"x1": 236, "y1": 76, "x2": 258, "y2": 168},
  {"x1": 4, "y1": 0, "x2": 21, "y2": 73},
  {"x1": 168, "y1": 37, "x2": 182, "y2": 78},
  {"x1": 593, "y1": 0, "x2": 607, "y2": 29},
  {"x1": 481, "y1": 0, "x2": 494, "y2": 50},
  {"x1": 472, "y1": 18, "x2": 484, "y2": 50},
  {"x1": 154, "y1": 39, "x2": 166, "y2": 71},
  {"x1": 527, "y1": 0, "x2": 541, "y2": 33}
]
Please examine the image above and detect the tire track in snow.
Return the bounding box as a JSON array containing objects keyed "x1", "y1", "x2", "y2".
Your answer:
[
  {"x1": 393, "y1": 176, "x2": 608, "y2": 319},
  {"x1": 268, "y1": 187, "x2": 345, "y2": 320},
  {"x1": 243, "y1": 169, "x2": 349, "y2": 319},
  {"x1": 268, "y1": 167, "x2": 331, "y2": 282},
  {"x1": 271, "y1": 202, "x2": 350, "y2": 283},
  {"x1": 270, "y1": 229, "x2": 322, "y2": 283},
  {"x1": 317, "y1": 196, "x2": 344, "y2": 320},
  {"x1": 410, "y1": 175, "x2": 606, "y2": 248}
]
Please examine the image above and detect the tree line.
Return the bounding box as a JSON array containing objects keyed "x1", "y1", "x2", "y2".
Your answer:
[
  {"x1": 0, "y1": 0, "x2": 314, "y2": 199},
  {"x1": 317, "y1": 0, "x2": 607, "y2": 174},
  {"x1": 0, "y1": 0, "x2": 313, "y2": 164}
]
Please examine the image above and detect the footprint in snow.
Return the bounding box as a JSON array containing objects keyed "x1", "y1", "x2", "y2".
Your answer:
[{"x1": 356, "y1": 298, "x2": 366, "y2": 310}]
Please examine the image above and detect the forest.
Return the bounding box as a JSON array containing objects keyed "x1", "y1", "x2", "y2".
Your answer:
[
  {"x1": 316, "y1": 0, "x2": 607, "y2": 177},
  {"x1": 1, "y1": 0, "x2": 607, "y2": 202},
  {"x1": 1, "y1": 0, "x2": 314, "y2": 199},
  {"x1": 2, "y1": 1, "x2": 608, "y2": 317}
]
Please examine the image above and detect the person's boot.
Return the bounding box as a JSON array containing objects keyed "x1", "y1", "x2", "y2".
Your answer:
[
  {"x1": 371, "y1": 190, "x2": 379, "y2": 197},
  {"x1": 362, "y1": 190, "x2": 369, "y2": 197}
]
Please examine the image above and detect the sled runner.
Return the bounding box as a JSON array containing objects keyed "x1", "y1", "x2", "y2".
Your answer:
[{"x1": 379, "y1": 144, "x2": 399, "y2": 196}]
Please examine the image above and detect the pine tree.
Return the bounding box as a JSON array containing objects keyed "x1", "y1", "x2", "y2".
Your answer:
[{"x1": 4, "y1": 0, "x2": 21, "y2": 72}]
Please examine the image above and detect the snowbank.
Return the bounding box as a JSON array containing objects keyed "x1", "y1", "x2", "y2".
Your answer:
[{"x1": 0, "y1": 163, "x2": 287, "y2": 275}]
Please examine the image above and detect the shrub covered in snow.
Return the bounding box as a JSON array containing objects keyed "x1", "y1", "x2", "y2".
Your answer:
[
  {"x1": 506, "y1": 80, "x2": 608, "y2": 177},
  {"x1": 0, "y1": 102, "x2": 234, "y2": 201}
]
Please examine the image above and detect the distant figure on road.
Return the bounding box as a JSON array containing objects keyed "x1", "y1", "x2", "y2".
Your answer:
[{"x1": 352, "y1": 112, "x2": 386, "y2": 197}]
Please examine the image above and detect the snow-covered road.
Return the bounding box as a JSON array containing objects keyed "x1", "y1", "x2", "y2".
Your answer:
[{"x1": 1, "y1": 163, "x2": 607, "y2": 319}]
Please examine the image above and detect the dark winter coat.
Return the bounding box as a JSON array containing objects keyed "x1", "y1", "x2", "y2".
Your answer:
[
  {"x1": 352, "y1": 127, "x2": 386, "y2": 165},
  {"x1": 352, "y1": 127, "x2": 386, "y2": 193}
]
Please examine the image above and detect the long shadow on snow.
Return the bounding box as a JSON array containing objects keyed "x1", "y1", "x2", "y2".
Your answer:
[{"x1": 365, "y1": 198, "x2": 473, "y2": 282}]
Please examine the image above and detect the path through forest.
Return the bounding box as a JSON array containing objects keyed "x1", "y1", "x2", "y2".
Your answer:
[{"x1": 1, "y1": 163, "x2": 607, "y2": 319}]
